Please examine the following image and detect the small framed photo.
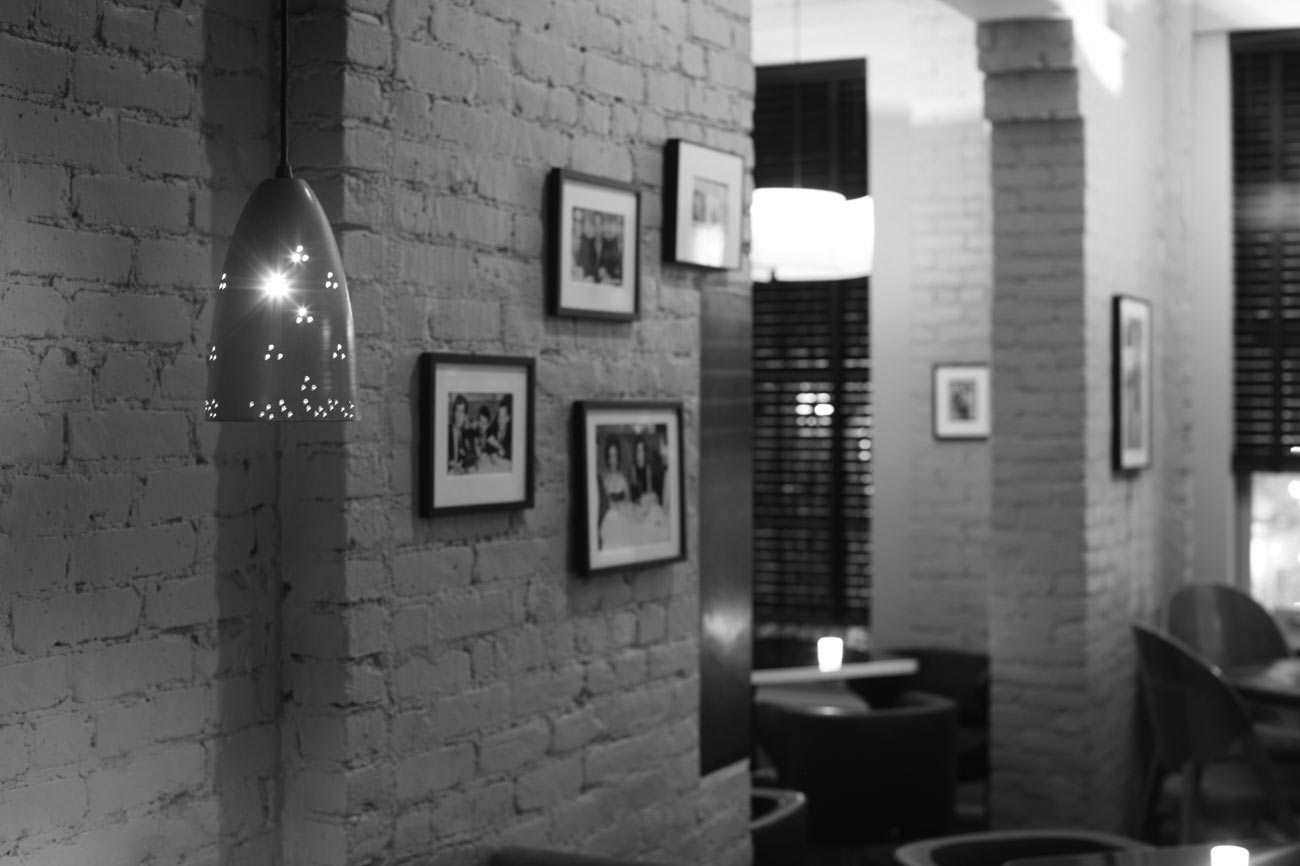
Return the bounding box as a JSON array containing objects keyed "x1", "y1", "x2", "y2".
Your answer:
[
  {"x1": 664, "y1": 139, "x2": 744, "y2": 270},
  {"x1": 546, "y1": 168, "x2": 640, "y2": 320},
  {"x1": 1113, "y1": 295, "x2": 1152, "y2": 472},
  {"x1": 575, "y1": 401, "x2": 686, "y2": 576},
  {"x1": 933, "y1": 363, "x2": 990, "y2": 440},
  {"x1": 419, "y1": 353, "x2": 535, "y2": 516}
]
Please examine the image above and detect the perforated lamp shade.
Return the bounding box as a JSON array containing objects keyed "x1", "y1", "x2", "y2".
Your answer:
[{"x1": 205, "y1": 177, "x2": 356, "y2": 421}]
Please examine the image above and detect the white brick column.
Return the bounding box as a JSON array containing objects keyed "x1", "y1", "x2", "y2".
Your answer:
[
  {"x1": 981, "y1": 17, "x2": 1096, "y2": 828},
  {"x1": 979, "y1": 7, "x2": 1196, "y2": 830}
]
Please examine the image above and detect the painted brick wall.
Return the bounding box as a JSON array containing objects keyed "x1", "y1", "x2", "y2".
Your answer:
[
  {"x1": 1078, "y1": 0, "x2": 1195, "y2": 832},
  {"x1": 982, "y1": 3, "x2": 1195, "y2": 830},
  {"x1": 903, "y1": 4, "x2": 992, "y2": 653},
  {"x1": 982, "y1": 20, "x2": 1092, "y2": 815},
  {"x1": 0, "y1": 1, "x2": 283, "y2": 863},
  {"x1": 275, "y1": 2, "x2": 754, "y2": 865},
  {"x1": 0, "y1": 0, "x2": 753, "y2": 864}
]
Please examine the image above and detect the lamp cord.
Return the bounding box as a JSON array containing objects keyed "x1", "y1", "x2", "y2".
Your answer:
[
  {"x1": 276, "y1": 0, "x2": 292, "y2": 178},
  {"x1": 793, "y1": 0, "x2": 799, "y2": 63}
]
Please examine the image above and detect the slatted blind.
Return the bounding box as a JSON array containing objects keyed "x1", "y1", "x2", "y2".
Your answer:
[
  {"x1": 752, "y1": 60, "x2": 870, "y2": 625},
  {"x1": 754, "y1": 61, "x2": 868, "y2": 198},
  {"x1": 1233, "y1": 32, "x2": 1300, "y2": 471}
]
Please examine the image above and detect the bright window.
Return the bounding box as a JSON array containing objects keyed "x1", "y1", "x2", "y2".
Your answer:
[{"x1": 1247, "y1": 473, "x2": 1300, "y2": 612}]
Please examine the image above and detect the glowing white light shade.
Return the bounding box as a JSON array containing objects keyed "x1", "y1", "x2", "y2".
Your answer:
[
  {"x1": 817, "y1": 636, "x2": 844, "y2": 672},
  {"x1": 206, "y1": 177, "x2": 356, "y2": 421},
  {"x1": 1211, "y1": 846, "x2": 1248, "y2": 866},
  {"x1": 838, "y1": 195, "x2": 875, "y2": 278},
  {"x1": 750, "y1": 189, "x2": 875, "y2": 282}
]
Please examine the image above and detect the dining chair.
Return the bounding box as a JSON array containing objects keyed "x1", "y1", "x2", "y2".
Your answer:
[
  {"x1": 893, "y1": 828, "x2": 1148, "y2": 866},
  {"x1": 752, "y1": 690, "x2": 959, "y2": 845},
  {"x1": 750, "y1": 786, "x2": 807, "y2": 866},
  {"x1": 869, "y1": 646, "x2": 990, "y2": 825},
  {"x1": 1166, "y1": 583, "x2": 1300, "y2": 761},
  {"x1": 1131, "y1": 623, "x2": 1299, "y2": 843},
  {"x1": 1166, "y1": 583, "x2": 1292, "y2": 669}
]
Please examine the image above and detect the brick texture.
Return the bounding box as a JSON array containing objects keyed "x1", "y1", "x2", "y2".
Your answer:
[
  {"x1": 3, "y1": 1, "x2": 753, "y2": 863},
  {"x1": 982, "y1": 4, "x2": 1195, "y2": 831},
  {"x1": 0, "y1": 1, "x2": 282, "y2": 864},
  {"x1": 904, "y1": 3, "x2": 993, "y2": 653},
  {"x1": 276, "y1": 0, "x2": 754, "y2": 862}
]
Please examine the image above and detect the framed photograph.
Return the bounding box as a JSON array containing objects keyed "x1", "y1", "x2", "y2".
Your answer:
[
  {"x1": 664, "y1": 139, "x2": 744, "y2": 270},
  {"x1": 546, "y1": 168, "x2": 640, "y2": 320},
  {"x1": 575, "y1": 401, "x2": 686, "y2": 576},
  {"x1": 1113, "y1": 295, "x2": 1152, "y2": 472},
  {"x1": 419, "y1": 353, "x2": 535, "y2": 516},
  {"x1": 933, "y1": 363, "x2": 990, "y2": 440}
]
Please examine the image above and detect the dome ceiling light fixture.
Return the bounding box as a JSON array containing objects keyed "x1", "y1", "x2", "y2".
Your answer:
[{"x1": 205, "y1": 0, "x2": 356, "y2": 422}]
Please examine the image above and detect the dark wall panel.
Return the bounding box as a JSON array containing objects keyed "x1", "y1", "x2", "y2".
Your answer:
[{"x1": 700, "y1": 286, "x2": 754, "y2": 774}]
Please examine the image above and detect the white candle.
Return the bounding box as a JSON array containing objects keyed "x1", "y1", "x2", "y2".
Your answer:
[
  {"x1": 817, "y1": 636, "x2": 844, "y2": 672},
  {"x1": 1211, "y1": 846, "x2": 1248, "y2": 866}
]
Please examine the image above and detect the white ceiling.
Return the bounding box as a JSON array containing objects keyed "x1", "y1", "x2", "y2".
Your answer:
[
  {"x1": 1195, "y1": 0, "x2": 1300, "y2": 33},
  {"x1": 938, "y1": 0, "x2": 1300, "y2": 32},
  {"x1": 937, "y1": 0, "x2": 1080, "y2": 22}
]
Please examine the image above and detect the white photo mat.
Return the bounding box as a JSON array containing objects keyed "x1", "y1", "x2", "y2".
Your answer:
[
  {"x1": 556, "y1": 176, "x2": 638, "y2": 317},
  {"x1": 933, "y1": 364, "x2": 990, "y2": 440},
  {"x1": 669, "y1": 140, "x2": 744, "y2": 270},
  {"x1": 1113, "y1": 295, "x2": 1152, "y2": 471},
  {"x1": 427, "y1": 360, "x2": 530, "y2": 511},
  {"x1": 581, "y1": 403, "x2": 684, "y2": 574}
]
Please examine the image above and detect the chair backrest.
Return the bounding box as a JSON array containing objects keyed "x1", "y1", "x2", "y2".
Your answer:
[
  {"x1": 1166, "y1": 583, "x2": 1290, "y2": 668},
  {"x1": 753, "y1": 690, "x2": 958, "y2": 844},
  {"x1": 1131, "y1": 623, "x2": 1264, "y2": 770},
  {"x1": 894, "y1": 828, "x2": 1148, "y2": 866},
  {"x1": 886, "y1": 646, "x2": 990, "y2": 727},
  {"x1": 750, "y1": 787, "x2": 807, "y2": 866}
]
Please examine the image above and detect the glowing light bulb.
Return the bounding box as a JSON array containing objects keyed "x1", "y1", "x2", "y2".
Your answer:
[
  {"x1": 1211, "y1": 846, "x2": 1248, "y2": 866},
  {"x1": 262, "y1": 272, "x2": 290, "y2": 300},
  {"x1": 817, "y1": 636, "x2": 843, "y2": 672}
]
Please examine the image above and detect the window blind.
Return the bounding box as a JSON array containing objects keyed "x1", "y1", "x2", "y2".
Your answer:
[
  {"x1": 1232, "y1": 32, "x2": 1300, "y2": 471},
  {"x1": 752, "y1": 280, "x2": 871, "y2": 623},
  {"x1": 752, "y1": 59, "x2": 870, "y2": 625},
  {"x1": 754, "y1": 61, "x2": 868, "y2": 198}
]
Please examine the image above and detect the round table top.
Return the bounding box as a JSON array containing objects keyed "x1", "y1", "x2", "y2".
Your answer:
[{"x1": 1007, "y1": 843, "x2": 1300, "y2": 866}]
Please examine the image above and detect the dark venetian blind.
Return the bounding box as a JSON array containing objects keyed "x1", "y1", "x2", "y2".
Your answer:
[
  {"x1": 754, "y1": 61, "x2": 868, "y2": 198},
  {"x1": 752, "y1": 60, "x2": 870, "y2": 625},
  {"x1": 1233, "y1": 32, "x2": 1300, "y2": 471}
]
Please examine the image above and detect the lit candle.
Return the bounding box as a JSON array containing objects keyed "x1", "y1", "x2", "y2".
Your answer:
[
  {"x1": 817, "y1": 636, "x2": 844, "y2": 672},
  {"x1": 1211, "y1": 846, "x2": 1248, "y2": 866}
]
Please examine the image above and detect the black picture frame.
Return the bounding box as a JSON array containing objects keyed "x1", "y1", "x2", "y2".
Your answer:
[
  {"x1": 419, "y1": 353, "x2": 535, "y2": 516},
  {"x1": 574, "y1": 400, "x2": 686, "y2": 576},
  {"x1": 546, "y1": 168, "x2": 640, "y2": 320},
  {"x1": 932, "y1": 363, "x2": 990, "y2": 441},
  {"x1": 663, "y1": 138, "x2": 744, "y2": 270},
  {"x1": 1113, "y1": 295, "x2": 1153, "y2": 472}
]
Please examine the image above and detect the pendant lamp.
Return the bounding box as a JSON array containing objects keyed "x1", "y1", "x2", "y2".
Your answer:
[
  {"x1": 750, "y1": 188, "x2": 875, "y2": 282},
  {"x1": 205, "y1": 0, "x2": 356, "y2": 421}
]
